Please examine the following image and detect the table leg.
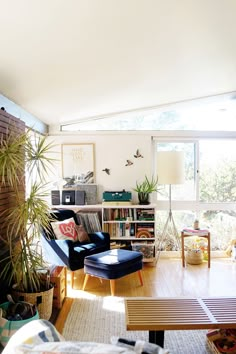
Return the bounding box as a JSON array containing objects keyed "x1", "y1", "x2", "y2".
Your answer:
[
  {"x1": 208, "y1": 233, "x2": 211, "y2": 268},
  {"x1": 149, "y1": 330, "x2": 165, "y2": 348},
  {"x1": 181, "y1": 232, "x2": 185, "y2": 267}
]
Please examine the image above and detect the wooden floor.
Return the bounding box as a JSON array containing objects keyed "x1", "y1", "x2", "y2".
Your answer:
[{"x1": 55, "y1": 257, "x2": 236, "y2": 333}]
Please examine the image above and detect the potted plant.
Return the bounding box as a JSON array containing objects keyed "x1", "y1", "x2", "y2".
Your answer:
[
  {"x1": 0, "y1": 128, "x2": 55, "y2": 319},
  {"x1": 133, "y1": 175, "x2": 159, "y2": 205}
]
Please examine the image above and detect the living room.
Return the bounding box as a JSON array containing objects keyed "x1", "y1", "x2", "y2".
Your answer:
[{"x1": 1, "y1": 1, "x2": 236, "y2": 353}]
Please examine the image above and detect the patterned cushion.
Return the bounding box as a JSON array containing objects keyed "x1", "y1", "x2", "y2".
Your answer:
[
  {"x1": 9, "y1": 342, "x2": 136, "y2": 353},
  {"x1": 51, "y1": 218, "x2": 78, "y2": 241},
  {"x1": 2, "y1": 319, "x2": 64, "y2": 354}
]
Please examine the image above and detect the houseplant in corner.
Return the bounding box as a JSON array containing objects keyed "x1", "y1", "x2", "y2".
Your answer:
[
  {"x1": 133, "y1": 175, "x2": 159, "y2": 205},
  {"x1": 0, "y1": 128, "x2": 55, "y2": 320}
]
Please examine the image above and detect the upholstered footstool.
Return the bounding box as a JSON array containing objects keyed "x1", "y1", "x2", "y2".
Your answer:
[{"x1": 82, "y1": 249, "x2": 143, "y2": 296}]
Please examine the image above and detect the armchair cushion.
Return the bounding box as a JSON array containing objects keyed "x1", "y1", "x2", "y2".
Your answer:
[
  {"x1": 41, "y1": 209, "x2": 110, "y2": 271},
  {"x1": 51, "y1": 217, "x2": 78, "y2": 241},
  {"x1": 75, "y1": 224, "x2": 91, "y2": 243}
]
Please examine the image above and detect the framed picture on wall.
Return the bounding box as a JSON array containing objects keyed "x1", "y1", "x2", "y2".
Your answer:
[{"x1": 62, "y1": 143, "x2": 95, "y2": 185}]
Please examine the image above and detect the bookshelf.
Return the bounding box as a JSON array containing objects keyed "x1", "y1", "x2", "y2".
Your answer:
[{"x1": 102, "y1": 204, "x2": 156, "y2": 262}]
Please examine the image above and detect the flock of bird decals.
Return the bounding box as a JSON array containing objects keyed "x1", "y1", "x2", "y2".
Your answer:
[{"x1": 102, "y1": 149, "x2": 144, "y2": 175}]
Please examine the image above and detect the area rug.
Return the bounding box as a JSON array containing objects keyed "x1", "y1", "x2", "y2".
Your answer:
[{"x1": 62, "y1": 295, "x2": 212, "y2": 354}]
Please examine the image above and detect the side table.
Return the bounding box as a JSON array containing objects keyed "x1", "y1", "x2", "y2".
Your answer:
[
  {"x1": 50, "y1": 266, "x2": 67, "y2": 309},
  {"x1": 181, "y1": 230, "x2": 211, "y2": 268}
]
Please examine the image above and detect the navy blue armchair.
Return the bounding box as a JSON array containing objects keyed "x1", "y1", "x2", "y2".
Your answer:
[{"x1": 41, "y1": 209, "x2": 110, "y2": 287}]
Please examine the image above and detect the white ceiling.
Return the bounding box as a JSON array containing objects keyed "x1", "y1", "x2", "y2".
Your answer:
[{"x1": 0, "y1": 0, "x2": 236, "y2": 126}]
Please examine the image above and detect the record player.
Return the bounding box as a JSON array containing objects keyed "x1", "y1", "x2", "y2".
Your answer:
[{"x1": 103, "y1": 189, "x2": 132, "y2": 201}]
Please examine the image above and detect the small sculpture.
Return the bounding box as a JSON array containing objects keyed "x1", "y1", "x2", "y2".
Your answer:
[
  {"x1": 102, "y1": 168, "x2": 110, "y2": 175},
  {"x1": 134, "y1": 149, "x2": 143, "y2": 158},
  {"x1": 125, "y1": 160, "x2": 133, "y2": 166}
]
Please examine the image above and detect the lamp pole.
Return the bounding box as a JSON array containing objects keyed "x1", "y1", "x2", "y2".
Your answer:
[{"x1": 155, "y1": 151, "x2": 185, "y2": 263}]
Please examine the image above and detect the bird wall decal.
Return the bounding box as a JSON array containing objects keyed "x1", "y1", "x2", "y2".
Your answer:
[
  {"x1": 125, "y1": 160, "x2": 133, "y2": 166},
  {"x1": 102, "y1": 168, "x2": 110, "y2": 175},
  {"x1": 134, "y1": 149, "x2": 143, "y2": 158}
]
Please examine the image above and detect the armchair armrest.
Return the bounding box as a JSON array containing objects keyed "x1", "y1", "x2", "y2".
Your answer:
[{"x1": 89, "y1": 232, "x2": 110, "y2": 248}]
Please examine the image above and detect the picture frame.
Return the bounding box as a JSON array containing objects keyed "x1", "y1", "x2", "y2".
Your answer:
[{"x1": 62, "y1": 143, "x2": 95, "y2": 185}]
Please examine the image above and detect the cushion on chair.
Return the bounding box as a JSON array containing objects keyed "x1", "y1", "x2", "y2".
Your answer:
[
  {"x1": 84, "y1": 249, "x2": 143, "y2": 279},
  {"x1": 75, "y1": 224, "x2": 90, "y2": 242},
  {"x1": 51, "y1": 217, "x2": 78, "y2": 241}
]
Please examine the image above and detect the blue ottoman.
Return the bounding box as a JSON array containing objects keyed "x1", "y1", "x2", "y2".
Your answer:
[{"x1": 82, "y1": 249, "x2": 143, "y2": 295}]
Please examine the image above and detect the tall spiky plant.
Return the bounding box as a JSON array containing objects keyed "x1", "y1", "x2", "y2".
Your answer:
[{"x1": 0, "y1": 128, "x2": 56, "y2": 292}]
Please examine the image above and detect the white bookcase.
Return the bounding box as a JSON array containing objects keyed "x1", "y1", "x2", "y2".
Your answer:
[{"x1": 102, "y1": 204, "x2": 156, "y2": 262}]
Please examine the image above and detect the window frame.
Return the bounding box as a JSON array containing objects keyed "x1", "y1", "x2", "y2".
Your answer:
[{"x1": 152, "y1": 131, "x2": 236, "y2": 214}]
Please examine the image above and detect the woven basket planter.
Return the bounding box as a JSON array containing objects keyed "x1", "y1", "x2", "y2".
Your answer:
[
  {"x1": 12, "y1": 286, "x2": 54, "y2": 320},
  {"x1": 186, "y1": 249, "x2": 203, "y2": 265}
]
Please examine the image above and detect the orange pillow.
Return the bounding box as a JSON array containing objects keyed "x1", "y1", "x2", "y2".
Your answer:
[{"x1": 75, "y1": 225, "x2": 91, "y2": 243}]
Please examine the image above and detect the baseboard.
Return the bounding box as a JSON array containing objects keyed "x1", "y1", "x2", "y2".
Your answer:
[{"x1": 159, "y1": 250, "x2": 228, "y2": 258}]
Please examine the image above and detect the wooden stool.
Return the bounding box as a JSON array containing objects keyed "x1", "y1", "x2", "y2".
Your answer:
[{"x1": 181, "y1": 230, "x2": 211, "y2": 268}]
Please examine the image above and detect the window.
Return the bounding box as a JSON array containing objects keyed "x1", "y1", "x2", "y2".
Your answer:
[
  {"x1": 61, "y1": 93, "x2": 236, "y2": 131},
  {"x1": 154, "y1": 134, "x2": 236, "y2": 251}
]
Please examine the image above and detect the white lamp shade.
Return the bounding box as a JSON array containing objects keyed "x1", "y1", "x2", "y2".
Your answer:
[{"x1": 157, "y1": 151, "x2": 185, "y2": 185}]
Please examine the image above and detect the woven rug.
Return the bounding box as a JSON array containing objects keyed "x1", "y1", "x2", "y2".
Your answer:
[{"x1": 62, "y1": 295, "x2": 212, "y2": 354}]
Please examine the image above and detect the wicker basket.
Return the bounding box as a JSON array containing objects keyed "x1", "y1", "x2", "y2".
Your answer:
[
  {"x1": 186, "y1": 249, "x2": 203, "y2": 265},
  {"x1": 207, "y1": 339, "x2": 221, "y2": 354},
  {"x1": 12, "y1": 286, "x2": 54, "y2": 320}
]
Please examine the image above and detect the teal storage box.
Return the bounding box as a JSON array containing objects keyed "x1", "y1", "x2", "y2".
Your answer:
[{"x1": 103, "y1": 191, "x2": 132, "y2": 201}]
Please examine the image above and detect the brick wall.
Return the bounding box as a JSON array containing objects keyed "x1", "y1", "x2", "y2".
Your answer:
[{"x1": 0, "y1": 109, "x2": 25, "y2": 300}]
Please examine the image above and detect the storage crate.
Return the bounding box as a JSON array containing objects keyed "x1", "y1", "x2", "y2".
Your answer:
[
  {"x1": 50, "y1": 266, "x2": 67, "y2": 309},
  {"x1": 131, "y1": 242, "x2": 155, "y2": 261}
]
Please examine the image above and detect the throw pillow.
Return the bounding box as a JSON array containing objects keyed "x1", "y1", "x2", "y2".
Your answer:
[
  {"x1": 51, "y1": 218, "x2": 78, "y2": 242},
  {"x1": 75, "y1": 225, "x2": 91, "y2": 243}
]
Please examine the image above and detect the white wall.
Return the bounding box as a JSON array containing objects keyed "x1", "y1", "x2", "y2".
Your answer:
[{"x1": 47, "y1": 132, "x2": 155, "y2": 204}]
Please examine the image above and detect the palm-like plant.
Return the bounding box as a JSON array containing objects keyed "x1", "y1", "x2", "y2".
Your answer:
[{"x1": 0, "y1": 128, "x2": 55, "y2": 293}]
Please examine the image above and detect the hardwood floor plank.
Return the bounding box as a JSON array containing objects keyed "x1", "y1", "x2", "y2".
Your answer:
[
  {"x1": 55, "y1": 297, "x2": 73, "y2": 333},
  {"x1": 54, "y1": 257, "x2": 236, "y2": 333}
]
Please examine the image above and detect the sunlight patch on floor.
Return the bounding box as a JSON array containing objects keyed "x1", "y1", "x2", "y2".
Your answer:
[
  {"x1": 102, "y1": 296, "x2": 125, "y2": 313},
  {"x1": 67, "y1": 285, "x2": 125, "y2": 313},
  {"x1": 67, "y1": 288, "x2": 97, "y2": 299}
]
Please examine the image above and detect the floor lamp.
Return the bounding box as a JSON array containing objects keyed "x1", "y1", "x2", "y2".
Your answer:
[{"x1": 155, "y1": 151, "x2": 185, "y2": 262}]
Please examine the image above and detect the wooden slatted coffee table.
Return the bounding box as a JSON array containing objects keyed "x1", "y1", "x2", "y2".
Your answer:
[{"x1": 125, "y1": 297, "x2": 236, "y2": 347}]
